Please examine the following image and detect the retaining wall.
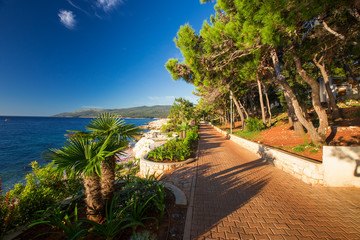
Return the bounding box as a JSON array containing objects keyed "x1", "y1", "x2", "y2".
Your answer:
[
  {"x1": 211, "y1": 124, "x2": 324, "y2": 185},
  {"x1": 139, "y1": 157, "x2": 195, "y2": 178},
  {"x1": 323, "y1": 146, "x2": 360, "y2": 188}
]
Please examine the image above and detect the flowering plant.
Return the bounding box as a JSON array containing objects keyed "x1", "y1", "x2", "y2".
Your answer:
[{"x1": 133, "y1": 138, "x2": 155, "y2": 159}]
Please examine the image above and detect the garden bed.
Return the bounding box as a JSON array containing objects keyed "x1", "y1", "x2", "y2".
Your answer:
[
  {"x1": 218, "y1": 106, "x2": 360, "y2": 162},
  {"x1": 7, "y1": 178, "x2": 186, "y2": 240}
]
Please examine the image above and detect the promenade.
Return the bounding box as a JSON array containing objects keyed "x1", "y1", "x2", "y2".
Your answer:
[{"x1": 168, "y1": 123, "x2": 360, "y2": 240}]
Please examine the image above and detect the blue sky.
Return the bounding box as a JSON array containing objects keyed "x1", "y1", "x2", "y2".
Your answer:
[{"x1": 0, "y1": 0, "x2": 215, "y2": 116}]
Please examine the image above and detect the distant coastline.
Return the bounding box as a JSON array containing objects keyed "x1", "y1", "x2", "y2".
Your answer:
[{"x1": 53, "y1": 105, "x2": 171, "y2": 119}]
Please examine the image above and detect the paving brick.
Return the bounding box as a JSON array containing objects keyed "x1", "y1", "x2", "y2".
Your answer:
[
  {"x1": 225, "y1": 231, "x2": 240, "y2": 239},
  {"x1": 267, "y1": 235, "x2": 284, "y2": 240},
  {"x1": 171, "y1": 124, "x2": 360, "y2": 240},
  {"x1": 253, "y1": 234, "x2": 270, "y2": 240}
]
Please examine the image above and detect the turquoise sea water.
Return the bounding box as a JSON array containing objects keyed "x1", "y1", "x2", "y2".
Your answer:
[{"x1": 0, "y1": 116, "x2": 152, "y2": 193}]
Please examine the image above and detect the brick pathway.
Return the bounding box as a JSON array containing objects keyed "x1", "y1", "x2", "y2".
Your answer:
[{"x1": 188, "y1": 123, "x2": 360, "y2": 240}]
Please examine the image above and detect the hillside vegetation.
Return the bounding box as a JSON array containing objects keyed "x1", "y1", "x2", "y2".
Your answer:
[{"x1": 53, "y1": 105, "x2": 171, "y2": 118}]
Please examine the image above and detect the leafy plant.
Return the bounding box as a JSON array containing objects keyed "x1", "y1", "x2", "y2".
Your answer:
[
  {"x1": 0, "y1": 191, "x2": 20, "y2": 237},
  {"x1": 29, "y1": 203, "x2": 88, "y2": 240},
  {"x1": 148, "y1": 127, "x2": 198, "y2": 162},
  {"x1": 84, "y1": 194, "x2": 140, "y2": 240},
  {"x1": 232, "y1": 130, "x2": 261, "y2": 140},
  {"x1": 0, "y1": 161, "x2": 84, "y2": 235},
  {"x1": 292, "y1": 146, "x2": 305, "y2": 152},
  {"x1": 245, "y1": 117, "x2": 265, "y2": 132},
  {"x1": 129, "y1": 230, "x2": 157, "y2": 240},
  {"x1": 119, "y1": 174, "x2": 165, "y2": 230}
]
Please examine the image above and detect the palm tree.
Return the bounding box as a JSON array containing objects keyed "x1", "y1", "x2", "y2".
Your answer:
[
  {"x1": 47, "y1": 134, "x2": 124, "y2": 222},
  {"x1": 85, "y1": 113, "x2": 141, "y2": 202}
]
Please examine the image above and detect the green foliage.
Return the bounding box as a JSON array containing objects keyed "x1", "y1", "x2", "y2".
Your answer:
[
  {"x1": 0, "y1": 191, "x2": 20, "y2": 237},
  {"x1": 116, "y1": 160, "x2": 139, "y2": 178},
  {"x1": 29, "y1": 203, "x2": 88, "y2": 240},
  {"x1": 292, "y1": 143, "x2": 321, "y2": 153},
  {"x1": 119, "y1": 174, "x2": 166, "y2": 228},
  {"x1": 84, "y1": 194, "x2": 140, "y2": 240},
  {"x1": 245, "y1": 117, "x2": 265, "y2": 132},
  {"x1": 168, "y1": 98, "x2": 195, "y2": 128},
  {"x1": 292, "y1": 146, "x2": 305, "y2": 152},
  {"x1": 148, "y1": 128, "x2": 198, "y2": 162},
  {"x1": 0, "y1": 162, "x2": 83, "y2": 235},
  {"x1": 130, "y1": 230, "x2": 157, "y2": 240},
  {"x1": 232, "y1": 130, "x2": 261, "y2": 140}
]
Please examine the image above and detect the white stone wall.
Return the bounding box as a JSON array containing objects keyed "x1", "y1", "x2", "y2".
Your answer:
[
  {"x1": 210, "y1": 124, "x2": 325, "y2": 185},
  {"x1": 323, "y1": 146, "x2": 360, "y2": 188},
  {"x1": 139, "y1": 157, "x2": 195, "y2": 177}
]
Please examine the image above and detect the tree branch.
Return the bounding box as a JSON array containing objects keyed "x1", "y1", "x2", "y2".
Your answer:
[{"x1": 321, "y1": 20, "x2": 345, "y2": 40}]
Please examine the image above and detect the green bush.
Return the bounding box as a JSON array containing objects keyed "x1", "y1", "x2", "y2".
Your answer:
[
  {"x1": 232, "y1": 130, "x2": 261, "y2": 140},
  {"x1": 292, "y1": 146, "x2": 305, "y2": 152},
  {"x1": 119, "y1": 174, "x2": 165, "y2": 226},
  {"x1": 148, "y1": 128, "x2": 198, "y2": 162},
  {"x1": 0, "y1": 162, "x2": 83, "y2": 235},
  {"x1": 245, "y1": 117, "x2": 265, "y2": 132}
]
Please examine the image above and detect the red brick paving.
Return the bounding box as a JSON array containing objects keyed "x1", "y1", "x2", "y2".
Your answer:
[{"x1": 189, "y1": 123, "x2": 360, "y2": 240}]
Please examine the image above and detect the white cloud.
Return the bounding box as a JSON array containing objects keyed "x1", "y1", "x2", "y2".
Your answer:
[
  {"x1": 58, "y1": 10, "x2": 76, "y2": 29},
  {"x1": 67, "y1": 0, "x2": 89, "y2": 15},
  {"x1": 97, "y1": 0, "x2": 124, "y2": 11}
]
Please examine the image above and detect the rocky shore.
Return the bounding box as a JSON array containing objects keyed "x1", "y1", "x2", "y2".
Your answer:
[
  {"x1": 140, "y1": 118, "x2": 170, "y2": 130},
  {"x1": 117, "y1": 119, "x2": 170, "y2": 164}
]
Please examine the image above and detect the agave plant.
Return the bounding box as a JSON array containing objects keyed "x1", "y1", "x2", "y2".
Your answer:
[
  {"x1": 29, "y1": 203, "x2": 88, "y2": 240},
  {"x1": 84, "y1": 194, "x2": 141, "y2": 240}
]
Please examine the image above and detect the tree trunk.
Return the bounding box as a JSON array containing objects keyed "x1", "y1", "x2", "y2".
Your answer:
[
  {"x1": 84, "y1": 174, "x2": 103, "y2": 222},
  {"x1": 100, "y1": 156, "x2": 116, "y2": 204},
  {"x1": 282, "y1": 87, "x2": 304, "y2": 135},
  {"x1": 224, "y1": 105, "x2": 228, "y2": 127},
  {"x1": 313, "y1": 55, "x2": 341, "y2": 119},
  {"x1": 270, "y1": 47, "x2": 324, "y2": 145},
  {"x1": 344, "y1": 60, "x2": 360, "y2": 93},
  {"x1": 256, "y1": 72, "x2": 266, "y2": 125},
  {"x1": 230, "y1": 89, "x2": 246, "y2": 130},
  {"x1": 239, "y1": 98, "x2": 249, "y2": 119},
  {"x1": 248, "y1": 90, "x2": 255, "y2": 117},
  {"x1": 293, "y1": 54, "x2": 329, "y2": 141},
  {"x1": 262, "y1": 82, "x2": 272, "y2": 126}
]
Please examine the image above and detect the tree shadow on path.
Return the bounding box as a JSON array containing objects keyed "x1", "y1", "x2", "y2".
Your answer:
[{"x1": 190, "y1": 124, "x2": 272, "y2": 239}]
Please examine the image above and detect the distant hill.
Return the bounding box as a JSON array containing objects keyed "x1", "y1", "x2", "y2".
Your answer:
[{"x1": 53, "y1": 105, "x2": 172, "y2": 118}]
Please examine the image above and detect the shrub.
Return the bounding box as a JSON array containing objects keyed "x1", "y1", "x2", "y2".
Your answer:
[
  {"x1": 119, "y1": 174, "x2": 165, "y2": 226},
  {"x1": 148, "y1": 128, "x2": 198, "y2": 162},
  {"x1": 292, "y1": 146, "x2": 305, "y2": 152},
  {"x1": 0, "y1": 162, "x2": 83, "y2": 235},
  {"x1": 245, "y1": 117, "x2": 265, "y2": 132}
]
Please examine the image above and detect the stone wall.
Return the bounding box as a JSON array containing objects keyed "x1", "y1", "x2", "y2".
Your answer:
[
  {"x1": 323, "y1": 146, "x2": 360, "y2": 188},
  {"x1": 210, "y1": 124, "x2": 325, "y2": 185},
  {"x1": 139, "y1": 157, "x2": 195, "y2": 177}
]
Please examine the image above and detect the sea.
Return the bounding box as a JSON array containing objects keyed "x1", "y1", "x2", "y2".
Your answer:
[{"x1": 0, "y1": 116, "x2": 153, "y2": 194}]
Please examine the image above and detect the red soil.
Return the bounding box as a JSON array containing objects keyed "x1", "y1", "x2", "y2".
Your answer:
[{"x1": 220, "y1": 107, "x2": 360, "y2": 162}]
